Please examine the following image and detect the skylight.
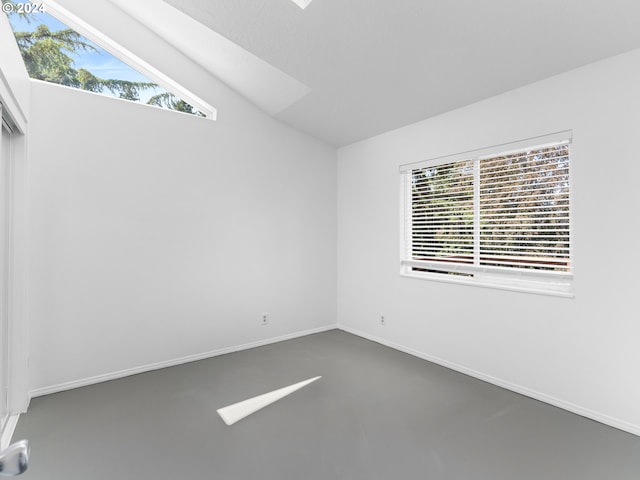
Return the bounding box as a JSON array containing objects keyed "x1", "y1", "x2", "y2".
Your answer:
[
  {"x1": 2, "y1": 0, "x2": 215, "y2": 118},
  {"x1": 290, "y1": 0, "x2": 314, "y2": 9},
  {"x1": 112, "y1": 0, "x2": 309, "y2": 116}
]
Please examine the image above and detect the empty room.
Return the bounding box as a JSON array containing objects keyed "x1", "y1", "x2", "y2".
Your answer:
[{"x1": 1, "y1": 0, "x2": 639, "y2": 478}]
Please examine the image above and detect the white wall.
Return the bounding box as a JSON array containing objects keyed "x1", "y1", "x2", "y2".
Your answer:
[
  {"x1": 27, "y1": 80, "x2": 337, "y2": 394},
  {"x1": 337, "y1": 48, "x2": 640, "y2": 435}
]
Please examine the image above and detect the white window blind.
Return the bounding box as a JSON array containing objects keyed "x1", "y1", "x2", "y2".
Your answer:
[
  {"x1": 400, "y1": 132, "x2": 572, "y2": 295},
  {"x1": 409, "y1": 158, "x2": 475, "y2": 271},
  {"x1": 478, "y1": 144, "x2": 570, "y2": 272}
]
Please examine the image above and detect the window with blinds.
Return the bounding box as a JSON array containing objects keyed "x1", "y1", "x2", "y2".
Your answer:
[{"x1": 400, "y1": 132, "x2": 572, "y2": 296}]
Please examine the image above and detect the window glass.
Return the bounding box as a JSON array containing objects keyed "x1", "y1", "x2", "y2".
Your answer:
[{"x1": 4, "y1": 1, "x2": 204, "y2": 116}]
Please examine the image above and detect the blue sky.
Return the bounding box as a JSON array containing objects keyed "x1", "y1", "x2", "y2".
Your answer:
[{"x1": 8, "y1": 7, "x2": 168, "y2": 102}]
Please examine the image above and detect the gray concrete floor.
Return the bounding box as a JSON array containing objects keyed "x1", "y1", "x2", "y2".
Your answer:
[{"x1": 13, "y1": 330, "x2": 640, "y2": 479}]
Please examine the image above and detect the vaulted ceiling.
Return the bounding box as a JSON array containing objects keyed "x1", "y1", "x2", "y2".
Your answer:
[{"x1": 86, "y1": 1, "x2": 640, "y2": 146}]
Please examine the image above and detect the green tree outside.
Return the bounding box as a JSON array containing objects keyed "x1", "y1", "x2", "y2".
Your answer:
[{"x1": 2, "y1": 1, "x2": 202, "y2": 115}]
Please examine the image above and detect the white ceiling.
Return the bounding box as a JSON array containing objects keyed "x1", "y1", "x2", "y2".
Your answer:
[{"x1": 156, "y1": 0, "x2": 640, "y2": 146}]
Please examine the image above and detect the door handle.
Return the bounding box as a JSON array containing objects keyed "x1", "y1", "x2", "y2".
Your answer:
[{"x1": 0, "y1": 440, "x2": 29, "y2": 476}]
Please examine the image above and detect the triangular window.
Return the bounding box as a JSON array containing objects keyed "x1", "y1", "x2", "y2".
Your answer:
[{"x1": 3, "y1": 1, "x2": 214, "y2": 118}]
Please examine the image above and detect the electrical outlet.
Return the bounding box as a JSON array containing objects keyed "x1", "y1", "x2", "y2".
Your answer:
[
  {"x1": 262, "y1": 313, "x2": 269, "y2": 325},
  {"x1": 380, "y1": 314, "x2": 385, "y2": 325}
]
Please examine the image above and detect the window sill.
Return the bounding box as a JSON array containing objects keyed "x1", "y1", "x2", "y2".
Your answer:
[{"x1": 400, "y1": 271, "x2": 574, "y2": 298}]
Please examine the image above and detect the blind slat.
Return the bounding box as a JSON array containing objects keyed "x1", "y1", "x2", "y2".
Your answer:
[{"x1": 402, "y1": 259, "x2": 573, "y2": 277}]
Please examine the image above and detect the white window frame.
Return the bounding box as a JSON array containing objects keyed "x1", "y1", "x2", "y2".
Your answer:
[{"x1": 400, "y1": 131, "x2": 573, "y2": 297}]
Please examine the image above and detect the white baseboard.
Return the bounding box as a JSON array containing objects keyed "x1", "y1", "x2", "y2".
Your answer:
[
  {"x1": 1, "y1": 415, "x2": 20, "y2": 450},
  {"x1": 27, "y1": 322, "x2": 639, "y2": 437},
  {"x1": 337, "y1": 324, "x2": 640, "y2": 437},
  {"x1": 30, "y1": 325, "x2": 337, "y2": 398}
]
